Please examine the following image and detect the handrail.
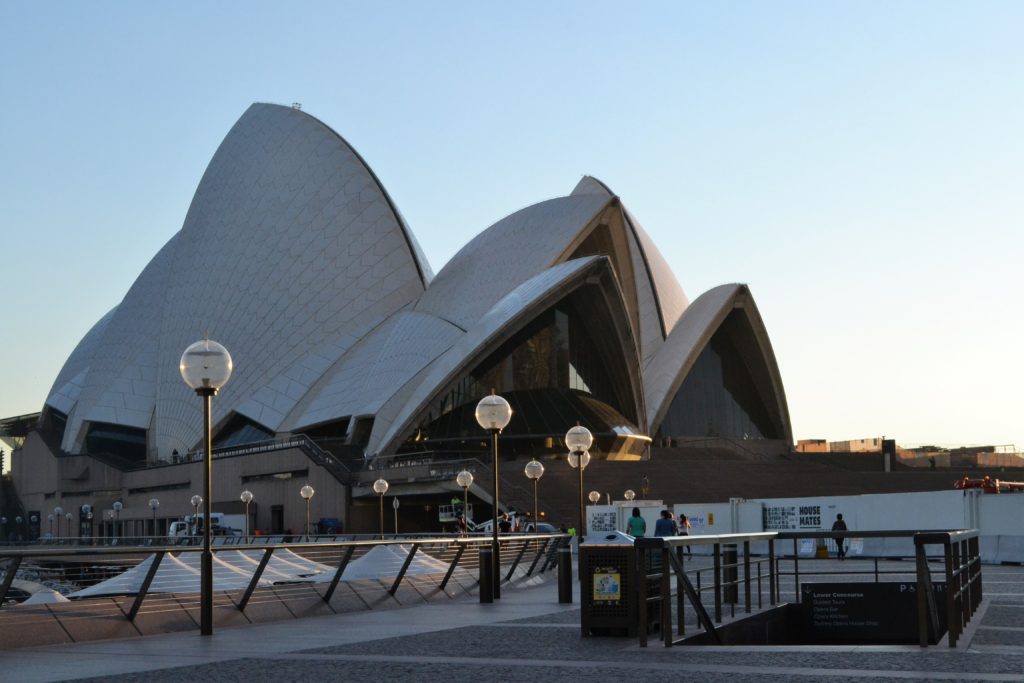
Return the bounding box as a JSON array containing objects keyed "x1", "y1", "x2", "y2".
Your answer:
[
  {"x1": 913, "y1": 529, "x2": 982, "y2": 647},
  {"x1": 628, "y1": 528, "x2": 983, "y2": 649},
  {"x1": 631, "y1": 532, "x2": 779, "y2": 647}
]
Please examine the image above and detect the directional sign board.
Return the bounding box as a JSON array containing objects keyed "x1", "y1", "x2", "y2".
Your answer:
[{"x1": 801, "y1": 582, "x2": 947, "y2": 644}]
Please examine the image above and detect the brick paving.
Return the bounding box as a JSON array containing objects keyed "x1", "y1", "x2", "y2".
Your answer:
[{"x1": 2, "y1": 559, "x2": 1023, "y2": 682}]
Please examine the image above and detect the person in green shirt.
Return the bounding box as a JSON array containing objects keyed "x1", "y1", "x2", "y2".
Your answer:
[{"x1": 626, "y1": 507, "x2": 646, "y2": 537}]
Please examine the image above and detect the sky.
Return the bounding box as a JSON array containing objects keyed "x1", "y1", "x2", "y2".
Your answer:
[{"x1": 1, "y1": 1, "x2": 1021, "y2": 449}]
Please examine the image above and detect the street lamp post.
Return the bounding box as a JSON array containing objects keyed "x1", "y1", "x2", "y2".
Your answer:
[
  {"x1": 455, "y1": 470, "x2": 473, "y2": 532},
  {"x1": 565, "y1": 425, "x2": 593, "y2": 540},
  {"x1": 149, "y1": 498, "x2": 160, "y2": 537},
  {"x1": 54, "y1": 506, "x2": 63, "y2": 538},
  {"x1": 372, "y1": 479, "x2": 389, "y2": 540},
  {"x1": 524, "y1": 459, "x2": 545, "y2": 532},
  {"x1": 112, "y1": 501, "x2": 123, "y2": 538},
  {"x1": 475, "y1": 390, "x2": 513, "y2": 600},
  {"x1": 240, "y1": 490, "x2": 253, "y2": 538},
  {"x1": 180, "y1": 337, "x2": 232, "y2": 637},
  {"x1": 1, "y1": 516, "x2": 6, "y2": 541},
  {"x1": 588, "y1": 490, "x2": 601, "y2": 525},
  {"x1": 65, "y1": 512, "x2": 74, "y2": 540},
  {"x1": 47, "y1": 514, "x2": 54, "y2": 538},
  {"x1": 190, "y1": 494, "x2": 203, "y2": 533},
  {"x1": 300, "y1": 485, "x2": 315, "y2": 537}
]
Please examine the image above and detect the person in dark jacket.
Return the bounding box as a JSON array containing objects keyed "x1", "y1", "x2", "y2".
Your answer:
[
  {"x1": 654, "y1": 510, "x2": 676, "y2": 537},
  {"x1": 832, "y1": 513, "x2": 848, "y2": 559}
]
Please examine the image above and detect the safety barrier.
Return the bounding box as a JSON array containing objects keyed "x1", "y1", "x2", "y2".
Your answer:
[{"x1": 632, "y1": 529, "x2": 983, "y2": 649}]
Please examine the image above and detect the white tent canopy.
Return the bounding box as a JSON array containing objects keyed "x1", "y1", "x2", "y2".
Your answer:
[{"x1": 67, "y1": 545, "x2": 460, "y2": 598}]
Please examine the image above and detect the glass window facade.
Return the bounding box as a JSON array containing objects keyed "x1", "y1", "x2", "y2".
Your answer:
[
  {"x1": 213, "y1": 414, "x2": 274, "y2": 448},
  {"x1": 655, "y1": 310, "x2": 781, "y2": 440},
  {"x1": 400, "y1": 284, "x2": 640, "y2": 457},
  {"x1": 84, "y1": 422, "x2": 147, "y2": 464}
]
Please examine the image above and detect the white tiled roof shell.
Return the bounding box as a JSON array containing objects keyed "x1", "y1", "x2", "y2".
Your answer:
[
  {"x1": 623, "y1": 207, "x2": 689, "y2": 341},
  {"x1": 643, "y1": 284, "x2": 742, "y2": 431},
  {"x1": 643, "y1": 283, "x2": 792, "y2": 443},
  {"x1": 566, "y1": 177, "x2": 688, "y2": 363},
  {"x1": 49, "y1": 103, "x2": 432, "y2": 457},
  {"x1": 371, "y1": 257, "x2": 609, "y2": 456},
  {"x1": 45, "y1": 306, "x2": 118, "y2": 415},
  {"x1": 414, "y1": 196, "x2": 612, "y2": 330},
  {"x1": 284, "y1": 309, "x2": 463, "y2": 432},
  {"x1": 54, "y1": 235, "x2": 180, "y2": 450}
]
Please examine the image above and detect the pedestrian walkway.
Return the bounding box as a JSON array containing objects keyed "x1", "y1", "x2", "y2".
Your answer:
[{"x1": 3, "y1": 561, "x2": 1024, "y2": 682}]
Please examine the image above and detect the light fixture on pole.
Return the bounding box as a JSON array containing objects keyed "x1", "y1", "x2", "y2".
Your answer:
[
  {"x1": 455, "y1": 470, "x2": 473, "y2": 530},
  {"x1": 47, "y1": 514, "x2": 54, "y2": 537},
  {"x1": 190, "y1": 494, "x2": 203, "y2": 531},
  {"x1": 149, "y1": 498, "x2": 160, "y2": 537},
  {"x1": 566, "y1": 425, "x2": 593, "y2": 540},
  {"x1": 524, "y1": 459, "x2": 545, "y2": 532},
  {"x1": 587, "y1": 491, "x2": 601, "y2": 535},
  {"x1": 181, "y1": 336, "x2": 232, "y2": 636},
  {"x1": 240, "y1": 490, "x2": 254, "y2": 538},
  {"x1": 300, "y1": 485, "x2": 315, "y2": 536},
  {"x1": 65, "y1": 512, "x2": 74, "y2": 539},
  {"x1": 624, "y1": 489, "x2": 636, "y2": 501},
  {"x1": 475, "y1": 390, "x2": 513, "y2": 599},
  {"x1": 372, "y1": 478, "x2": 389, "y2": 540},
  {"x1": 54, "y1": 506, "x2": 64, "y2": 537},
  {"x1": 112, "y1": 501, "x2": 123, "y2": 538}
]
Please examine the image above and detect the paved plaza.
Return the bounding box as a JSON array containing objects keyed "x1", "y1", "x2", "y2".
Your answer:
[{"x1": 2, "y1": 558, "x2": 1023, "y2": 682}]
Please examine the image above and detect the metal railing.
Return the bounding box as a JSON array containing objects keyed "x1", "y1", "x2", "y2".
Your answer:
[
  {"x1": 0, "y1": 533, "x2": 570, "y2": 634},
  {"x1": 635, "y1": 532, "x2": 777, "y2": 647},
  {"x1": 632, "y1": 529, "x2": 983, "y2": 649},
  {"x1": 914, "y1": 530, "x2": 982, "y2": 648}
]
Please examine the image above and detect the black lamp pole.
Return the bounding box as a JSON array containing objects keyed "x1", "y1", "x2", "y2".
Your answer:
[
  {"x1": 196, "y1": 386, "x2": 216, "y2": 636},
  {"x1": 491, "y1": 428, "x2": 501, "y2": 599}
]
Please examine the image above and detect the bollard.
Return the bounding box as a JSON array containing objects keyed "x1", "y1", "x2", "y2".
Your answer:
[
  {"x1": 479, "y1": 547, "x2": 494, "y2": 603},
  {"x1": 558, "y1": 545, "x2": 573, "y2": 604}
]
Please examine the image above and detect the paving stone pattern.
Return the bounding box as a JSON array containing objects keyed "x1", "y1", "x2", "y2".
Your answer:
[{"x1": 14, "y1": 560, "x2": 1024, "y2": 683}]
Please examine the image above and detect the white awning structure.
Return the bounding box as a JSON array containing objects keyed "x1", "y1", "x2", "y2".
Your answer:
[{"x1": 66, "y1": 545, "x2": 459, "y2": 598}]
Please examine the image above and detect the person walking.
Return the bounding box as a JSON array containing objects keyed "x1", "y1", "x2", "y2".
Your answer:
[
  {"x1": 654, "y1": 509, "x2": 675, "y2": 537},
  {"x1": 678, "y1": 513, "x2": 692, "y2": 555},
  {"x1": 626, "y1": 507, "x2": 646, "y2": 537},
  {"x1": 832, "y1": 513, "x2": 848, "y2": 560}
]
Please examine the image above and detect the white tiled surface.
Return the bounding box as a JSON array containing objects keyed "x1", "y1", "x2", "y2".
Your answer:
[
  {"x1": 49, "y1": 103, "x2": 429, "y2": 457},
  {"x1": 286, "y1": 309, "x2": 462, "y2": 432},
  {"x1": 623, "y1": 207, "x2": 689, "y2": 337},
  {"x1": 414, "y1": 195, "x2": 610, "y2": 330}
]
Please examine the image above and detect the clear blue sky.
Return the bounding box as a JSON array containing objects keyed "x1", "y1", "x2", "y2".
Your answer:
[{"x1": 1, "y1": 1, "x2": 1021, "y2": 449}]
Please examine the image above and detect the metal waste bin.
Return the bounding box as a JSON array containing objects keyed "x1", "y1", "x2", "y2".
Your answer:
[{"x1": 579, "y1": 532, "x2": 660, "y2": 637}]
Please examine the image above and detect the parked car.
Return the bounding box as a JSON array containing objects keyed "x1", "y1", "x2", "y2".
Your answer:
[{"x1": 523, "y1": 522, "x2": 558, "y2": 533}]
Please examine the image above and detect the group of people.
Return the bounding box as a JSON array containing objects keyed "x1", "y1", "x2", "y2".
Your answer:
[{"x1": 627, "y1": 507, "x2": 691, "y2": 538}]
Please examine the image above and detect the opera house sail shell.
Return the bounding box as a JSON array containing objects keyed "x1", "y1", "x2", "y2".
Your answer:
[{"x1": 37, "y1": 102, "x2": 791, "y2": 479}]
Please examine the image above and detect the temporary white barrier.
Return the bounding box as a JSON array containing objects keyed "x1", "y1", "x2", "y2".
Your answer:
[{"x1": 673, "y1": 489, "x2": 1024, "y2": 564}]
